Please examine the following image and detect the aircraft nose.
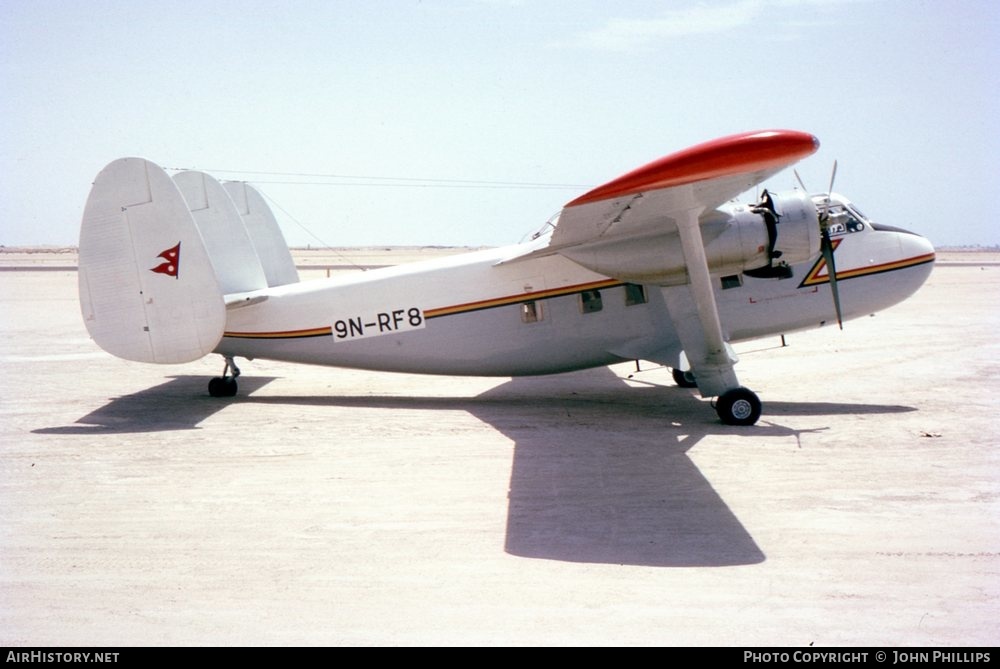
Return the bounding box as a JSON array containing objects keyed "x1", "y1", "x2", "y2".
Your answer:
[
  {"x1": 904, "y1": 228, "x2": 936, "y2": 264},
  {"x1": 895, "y1": 227, "x2": 936, "y2": 295},
  {"x1": 873, "y1": 222, "x2": 936, "y2": 265}
]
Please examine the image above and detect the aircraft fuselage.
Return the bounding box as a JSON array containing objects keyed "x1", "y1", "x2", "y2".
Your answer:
[{"x1": 218, "y1": 216, "x2": 935, "y2": 376}]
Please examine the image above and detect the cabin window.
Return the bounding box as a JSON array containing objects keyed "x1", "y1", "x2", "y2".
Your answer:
[
  {"x1": 624, "y1": 283, "x2": 647, "y2": 306},
  {"x1": 721, "y1": 274, "x2": 743, "y2": 290},
  {"x1": 521, "y1": 301, "x2": 543, "y2": 323},
  {"x1": 579, "y1": 290, "x2": 603, "y2": 314}
]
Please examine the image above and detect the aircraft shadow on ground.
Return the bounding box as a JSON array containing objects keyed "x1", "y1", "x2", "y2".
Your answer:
[
  {"x1": 476, "y1": 374, "x2": 768, "y2": 567},
  {"x1": 244, "y1": 368, "x2": 913, "y2": 568},
  {"x1": 36, "y1": 369, "x2": 915, "y2": 567},
  {"x1": 33, "y1": 376, "x2": 276, "y2": 434}
]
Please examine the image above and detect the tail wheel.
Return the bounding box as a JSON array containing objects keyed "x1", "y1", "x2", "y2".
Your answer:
[
  {"x1": 715, "y1": 387, "x2": 762, "y2": 426},
  {"x1": 208, "y1": 356, "x2": 241, "y2": 397},
  {"x1": 208, "y1": 377, "x2": 238, "y2": 398}
]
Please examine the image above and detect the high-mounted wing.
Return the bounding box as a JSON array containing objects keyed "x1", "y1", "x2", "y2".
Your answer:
[{"x1": 544, "y1": 129, "x2": 818, "y2": 254}]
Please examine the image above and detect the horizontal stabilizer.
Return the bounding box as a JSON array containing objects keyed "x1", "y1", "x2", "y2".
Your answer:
[{"x1": 78, "y1": 158, "x2": 226, "y2": 364}]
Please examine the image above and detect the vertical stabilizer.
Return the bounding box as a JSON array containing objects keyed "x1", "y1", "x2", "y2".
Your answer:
[
  {"x1": 173, "y1": 171, "x2": 268, "y2": 294},
  {"x1": 223, "y1": 181, "x2": 299, "y2": 287},
  {"x1": 78, "y1": 158, "x2": 226, "y2": 364}
]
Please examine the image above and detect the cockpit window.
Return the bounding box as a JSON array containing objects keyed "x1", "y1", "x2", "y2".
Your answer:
[
  {"x1": 825, "y1": 204, "x2": 866, "y2": 237},
  {"x1": 847, "y1": 203, "x2": 869, "y2": 222}
]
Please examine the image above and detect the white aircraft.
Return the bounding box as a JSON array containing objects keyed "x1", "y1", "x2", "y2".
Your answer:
[{"x1": 77, "y1": 130, "x2": 935, "y2": 425}]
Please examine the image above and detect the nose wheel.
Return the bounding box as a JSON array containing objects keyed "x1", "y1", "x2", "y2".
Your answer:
[
  {"x1": 208, "y1": 356, "x2": 240, "y2": 398},
  {"x1": 714, "y1": 387, "x2": 762, "y2": 426}
]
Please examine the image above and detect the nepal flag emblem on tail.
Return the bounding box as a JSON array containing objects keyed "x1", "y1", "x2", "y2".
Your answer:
[{"x1": 151, "y1": 242, "x2": 180, "y2": 278}]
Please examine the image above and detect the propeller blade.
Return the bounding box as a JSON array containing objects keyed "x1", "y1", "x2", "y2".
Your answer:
[
  {"x1": 820, "y1": 229, "x2": 844, "y2": 330},
  {"x1": 794, "y1": 169, "x2": 808, "y2": 192}
]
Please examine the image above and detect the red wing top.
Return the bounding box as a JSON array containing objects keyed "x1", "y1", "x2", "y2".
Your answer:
[{"x1": 543, "y1": 130, "x2": 819, "y2": 253}]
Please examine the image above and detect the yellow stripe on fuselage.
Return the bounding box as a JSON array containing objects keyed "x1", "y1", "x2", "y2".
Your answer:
[
  {"x1": 424, "y1": 278, "x2": 623, "y2": 319},
  {"x1": 223, "y1": 326, "x2": 333, "y2": 339},
  {"x1": 221, "y1": 278, "x2": 625, "y2": 340},
  {"x1": 800, "y1": 252, "x2": 936, "y2": 288}
]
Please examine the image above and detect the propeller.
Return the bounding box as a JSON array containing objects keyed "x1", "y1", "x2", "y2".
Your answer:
[{"x1": 797, "y1": 162, "x2": 844, "y2": 329}]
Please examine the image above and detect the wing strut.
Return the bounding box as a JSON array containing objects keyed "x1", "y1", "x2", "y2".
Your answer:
[
  {"x1": 658, "y1": 207, "x2": 761, "y2": 425},
  {"x1": 659, "y1": 208, "x2": 739, "y2": 397}
]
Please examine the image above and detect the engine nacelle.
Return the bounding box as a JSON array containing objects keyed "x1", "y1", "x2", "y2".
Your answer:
[
  {"x1": 559, "y1": 189, "x2": 820, "y2": 285},
  {"x1": 766, "y1": 189, "x2": 821, "y2": 268}
]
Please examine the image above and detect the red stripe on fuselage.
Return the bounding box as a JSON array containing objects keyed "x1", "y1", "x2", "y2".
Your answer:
[
  {"x1": 423, "y1": 278, "x2": 622, "y2": 319},
  {"x1": 799, "y1": 251, "x2": 936, "y2": 288}
]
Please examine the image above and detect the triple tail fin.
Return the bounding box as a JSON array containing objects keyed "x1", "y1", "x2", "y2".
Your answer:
[{"x1": 79, "y1": 159, "x2": 300, "y2": 364}]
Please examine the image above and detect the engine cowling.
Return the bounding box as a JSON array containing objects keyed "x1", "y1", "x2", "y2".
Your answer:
[{"x1": 559, "y1": 189, "x2": 820, "y2": 285}]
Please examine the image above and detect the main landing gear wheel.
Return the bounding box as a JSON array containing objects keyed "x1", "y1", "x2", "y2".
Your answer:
[
  {"x1": 715, "y1": 387, "x2": 762, "y2": 426},
  {"x1": 671, "y1": 368, "x2": 698, "y2": 388},
  {"x1": 208, "y1": 356, "x2": 240, "y2": 398}
]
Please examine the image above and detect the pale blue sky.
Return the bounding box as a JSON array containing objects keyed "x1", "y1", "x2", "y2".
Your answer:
[{"x1": 2, "y1": 0, "x2": 998, "y2": 247}]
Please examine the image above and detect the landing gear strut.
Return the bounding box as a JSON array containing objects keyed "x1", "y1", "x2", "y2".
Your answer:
[
  {"x1": 714, "y1": 387, "x2": 762, "y2": 426},
  {"x1": 208, "y1": 356, "x2": 240, "y2": 398}
]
